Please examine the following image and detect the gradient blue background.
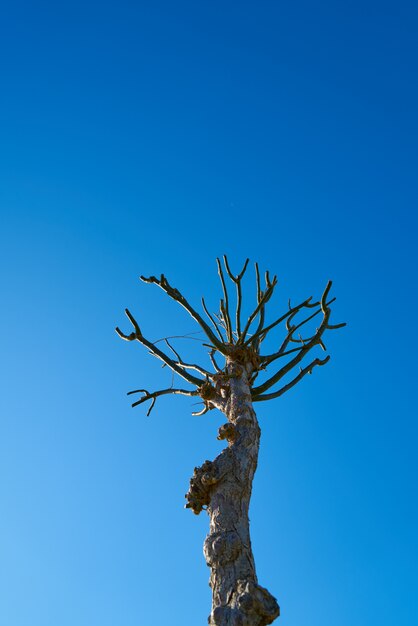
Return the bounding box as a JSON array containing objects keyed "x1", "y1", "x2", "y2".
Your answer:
[{"x1": 1, "y1": 2, "x2": 417, "y2": 625}]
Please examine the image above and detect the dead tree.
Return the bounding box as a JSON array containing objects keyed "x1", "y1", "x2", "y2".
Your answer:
[{"x1": 116, "y1": 258, "x2": 345, "y2": 626}]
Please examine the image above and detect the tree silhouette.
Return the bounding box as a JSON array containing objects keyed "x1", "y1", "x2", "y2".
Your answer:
[{"x1": 116, "y1": 258, "x2": 345, "y2": 626}]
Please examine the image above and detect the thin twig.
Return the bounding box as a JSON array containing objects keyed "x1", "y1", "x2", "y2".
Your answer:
[
  {"x1": 153, "y1": 331, "x2": 205, "y2": 345},
  {"x1": 164, "y1": 339, "x2": 212, "y2": 377},
  {"x1": 201, "y1": 297, "x2": 225, "y2": 342}
]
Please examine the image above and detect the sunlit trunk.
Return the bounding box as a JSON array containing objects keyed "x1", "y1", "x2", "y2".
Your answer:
[{"x1": 186, "y1": 358, "x2": 280, "y2": 626}]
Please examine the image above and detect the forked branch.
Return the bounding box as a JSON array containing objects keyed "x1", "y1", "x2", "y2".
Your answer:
[
  {"x1": 223, "y1": 256, "x2": 249, "y2": 338},
  {"x1": 253, "y1": 280, "x2": 346, "y2": 397},
  {"x1": 127, "y1": 387, "x2": 199, "y2": 414},
  {"x1": 238, "y1": 268, "x2": 278, "y2": 344},
  {"x1": 252, "y1": 356, "x2": 330, "y2": 402}
]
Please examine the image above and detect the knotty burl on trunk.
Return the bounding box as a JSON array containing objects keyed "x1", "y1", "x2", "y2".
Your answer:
[{"x1": 116, "y1": 258, "x2": 345, "y2": 626}]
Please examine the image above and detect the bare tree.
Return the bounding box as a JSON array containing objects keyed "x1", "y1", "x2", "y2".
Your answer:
[{"x1": 116, "y1": 258, "x2": 345, "y2": 626}]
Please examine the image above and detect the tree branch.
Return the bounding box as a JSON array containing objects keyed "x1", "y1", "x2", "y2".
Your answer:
[
  {"x1": 223, "y1": 256, "x2": 249, "y2": 338},
  {"x1": 252, "y1": 356, "x2": 331, "y2": 402},
  {"x1": 261, "y1": 304, "x2": 322, "y2": 365},
  {"x1": 191, "y1": 402, "x2": 212, "y2": 416},
  {"x1": 244, "y1": 295, "x2": 316, "y2": 347},
  {"x1": 209, "y1": 349, "x2": 223, "y2": 373},
  {"x1": 247, "y1": 262, "x2": 266, "y2": 350},
  {"x1": 253, "y1": 281, "x2": 345, "y2": 396},
  {"x1": 238, "y1": 273, "x2": 278, "y2": 344},
  {"x1": 116, "y1": 309, "x2": 204, "y2": 386},
  {"x1": 201, "y1": 297, "x2": 225, "y2": 342},
  {"x1": 140, "y1": 274, "x2": 229, "y2": 355},
  {"x1": 216, "y1": 258, "x2": 233, "y2": 343},
  {"x1": 127, "y1": 387, "x2": 199, "y2": 414}
]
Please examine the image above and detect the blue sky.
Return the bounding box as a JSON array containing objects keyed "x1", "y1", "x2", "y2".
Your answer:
[{"x1": 0, "y1": 1, "x2": 417, "y2": 625}]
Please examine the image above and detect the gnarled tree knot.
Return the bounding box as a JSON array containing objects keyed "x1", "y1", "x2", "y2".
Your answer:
[
  {"x1": 209, "y1": 579, "x2": 280, "y2": 626},
  {"x1": 185, "y1": 460, "x2": 220, "y2": 515}
]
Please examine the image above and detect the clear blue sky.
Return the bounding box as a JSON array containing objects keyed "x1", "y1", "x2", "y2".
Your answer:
[{"x1": 1, "y1": 2, "x2": 417, "y2": 625}]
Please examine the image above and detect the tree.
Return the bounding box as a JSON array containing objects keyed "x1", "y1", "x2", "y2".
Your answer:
[{"x1": 116, "y1": 258, "x2": 345, "y2": 626}]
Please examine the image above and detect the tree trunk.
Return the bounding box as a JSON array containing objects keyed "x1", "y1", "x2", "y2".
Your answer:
[{"x1": 186, "y1": 358, "x2": 280, "y2": 626}]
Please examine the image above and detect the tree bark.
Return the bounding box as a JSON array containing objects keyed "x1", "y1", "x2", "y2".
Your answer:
[{"x1": 186, "y1": 357, "x2": 280, "y2": 626}]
